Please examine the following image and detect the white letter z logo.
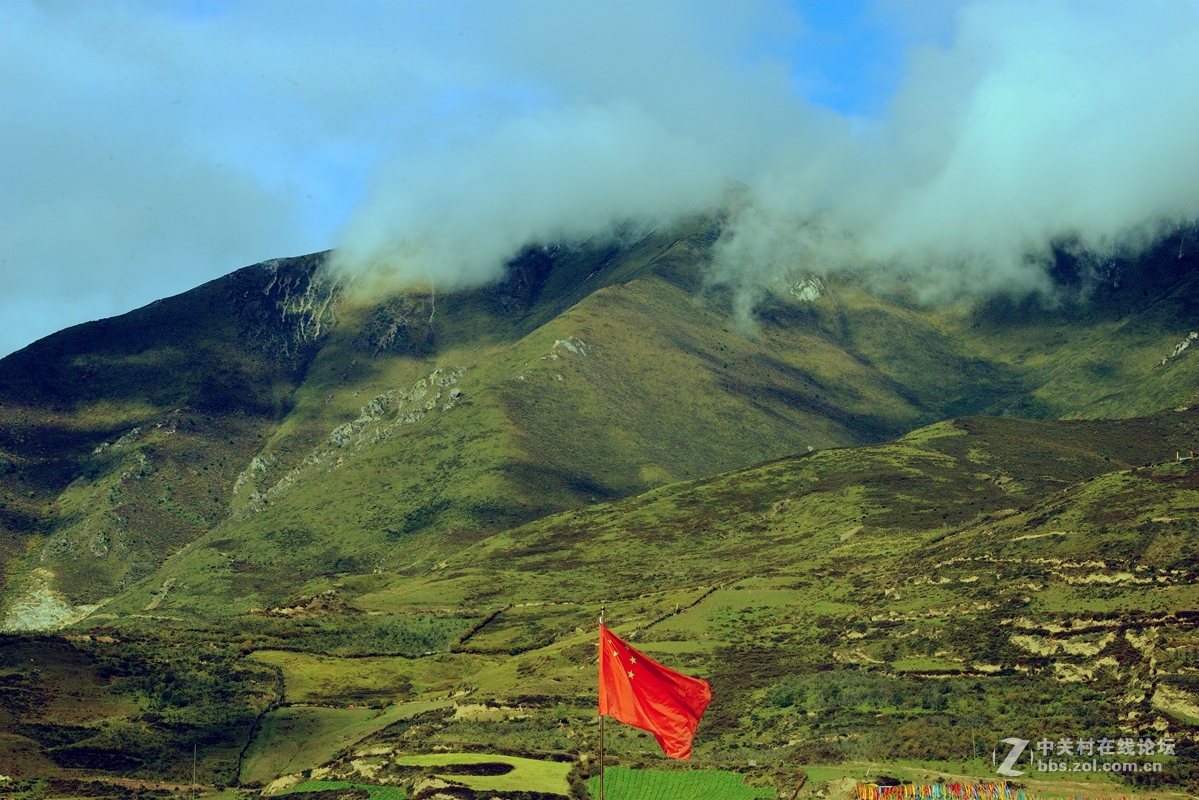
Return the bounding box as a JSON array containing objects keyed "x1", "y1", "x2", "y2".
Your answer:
[{"x1": 996, "y1": 737, "x2": 1029, "y2": 777}]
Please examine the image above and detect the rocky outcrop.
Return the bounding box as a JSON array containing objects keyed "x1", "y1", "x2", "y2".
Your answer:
[
  {"x1": 354, "y1": 294, "x2": 437, "y2": 356},
  {"x1": 231, "y1": 252, "x2": 345, "y2": 366},
  {"x1": 789, "y1": 276, "x2": 825, "y2": 302},
  {"x1": 252, "y1": 588, "x2": 351, "y2": 617},
  {"x1": 0, "y1": 567, "x2": 107, "y2": 631},
  {"x1": 233, "y1": 367, "x2": 465, "y2": 513},
  {"x1": 542, "y1": 337, "x2": 588, "y2": 361},
  {"x1": 1159, "y1": 331, "x2": 1198, "y2": 365}
]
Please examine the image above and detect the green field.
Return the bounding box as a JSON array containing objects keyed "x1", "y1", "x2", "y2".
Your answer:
[
  {"x1": 239, "y1": 701, "x2": 451, "y2": 785},
  {"x1": 392, "y1": 753, "x2": 572, "y2": 795},
  {"x1": 588, "y1": 767, "x2": 775, "y2": 800},
  {"x1": 247, "y1": 649, "x2": 489, "y2": 704}
]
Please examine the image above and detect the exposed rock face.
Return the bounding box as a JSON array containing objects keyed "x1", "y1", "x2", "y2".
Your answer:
[
  {"x1": 1159, "y1": 331, "x2": 1198, "y2": 365},
  {"x1": 231, "y1": 252, "x2": 345, "y2": 366},
  {"x1": 0, "y1": 568, "x2": 106, "y2": 631},
  {"x1": 233, "y1": 366, "x2": 466, "y2": 513},
  {"x1": 789, "y1": 275, "x2": 825, "y2": 302},
  {"x1": 354, "y1": 293, "x2": 437, "y2": 356},
  {"x1": 326, "y1": 366, "x2": 466, "y2": 448},
  {"x1": 544, "y1": 337, "x2": 588, "y2": 359},
  {"x1": 254, "y1": 588, "x2": 350, "y2": 617}
]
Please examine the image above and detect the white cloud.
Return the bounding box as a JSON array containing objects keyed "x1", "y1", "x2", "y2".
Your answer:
[
  {"x1": 5, "y1": 0, "x2": 1199, "y2": 356},
  {"x1": 717, "y1": 0, "x2": 1199, "y2": 306},
  {"x1": 330, "y1": 102, "x2": 726, "y2": 290}
]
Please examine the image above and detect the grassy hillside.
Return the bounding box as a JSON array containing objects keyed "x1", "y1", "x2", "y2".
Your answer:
[
  {"x1": 0, "y1": 632, "x2": 278, "y2": 786},
  {"x1": 0, "y1": 411, "x2": 1186, "y2": 796},
  {"x1": 3, "y1": 217, "x2": 1199, "y2": 796},
  {"x1": 20, "y1": 219, "x2": 1199, "y2": 622},
  {"x1": 231, "y1": 411, "x2": 1196, "y2": 796},
  {"x1": 0, "y1": 254, "x2": 339, "y2": 618}
]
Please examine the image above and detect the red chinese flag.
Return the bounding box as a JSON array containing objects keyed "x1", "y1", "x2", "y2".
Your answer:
[{"x1": 598, "y1": 623, "x2": 712, "y2": 759}]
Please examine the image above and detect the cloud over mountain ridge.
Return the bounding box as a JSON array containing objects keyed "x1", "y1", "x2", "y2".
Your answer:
[
  {"x1": 334, "y1": 1, "x2": 1199, "y2": 309},
  {"x1": 6, "y1": 1, "x2": 1199, "y2": 355}
]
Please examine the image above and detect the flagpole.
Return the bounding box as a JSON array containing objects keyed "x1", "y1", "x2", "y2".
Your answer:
[{"x1": 599, "y1": 605, "x2": 605, "y2": 800}]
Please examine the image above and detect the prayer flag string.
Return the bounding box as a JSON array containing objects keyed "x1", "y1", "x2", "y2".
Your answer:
[{"x1": 856, "y1": 781, "x2": 1126, "y2": 800}]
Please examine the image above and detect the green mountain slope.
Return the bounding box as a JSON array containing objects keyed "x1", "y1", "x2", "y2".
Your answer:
[
  {"x1": 236, "y1": 410, "x2": 1198, "y2": 796},
  {"x1": 6, "y1": 217, "x2": 1199, "y2": 625},
  {"x1": 7, "y1": 411, "x2": 1193, "y2": 794},
  {"x1": 0, "y1": 254, "x2": 338, "y2": 615}
]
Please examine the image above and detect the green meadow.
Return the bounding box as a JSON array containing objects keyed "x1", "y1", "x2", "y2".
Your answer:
[{"x1": 589, "y1": 766, "x2": 774, "y2": 800}]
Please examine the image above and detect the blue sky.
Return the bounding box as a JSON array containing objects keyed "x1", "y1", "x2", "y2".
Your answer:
[
  {"x1": 788, "y1": 1, "x2": 908, "y2": 116},
  {"x1": 4, "y1": 1, "x2": 1199, "y2": 356},
  {"x1": 0, "y1": 0, "x2": 918, "y2": 356}
]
